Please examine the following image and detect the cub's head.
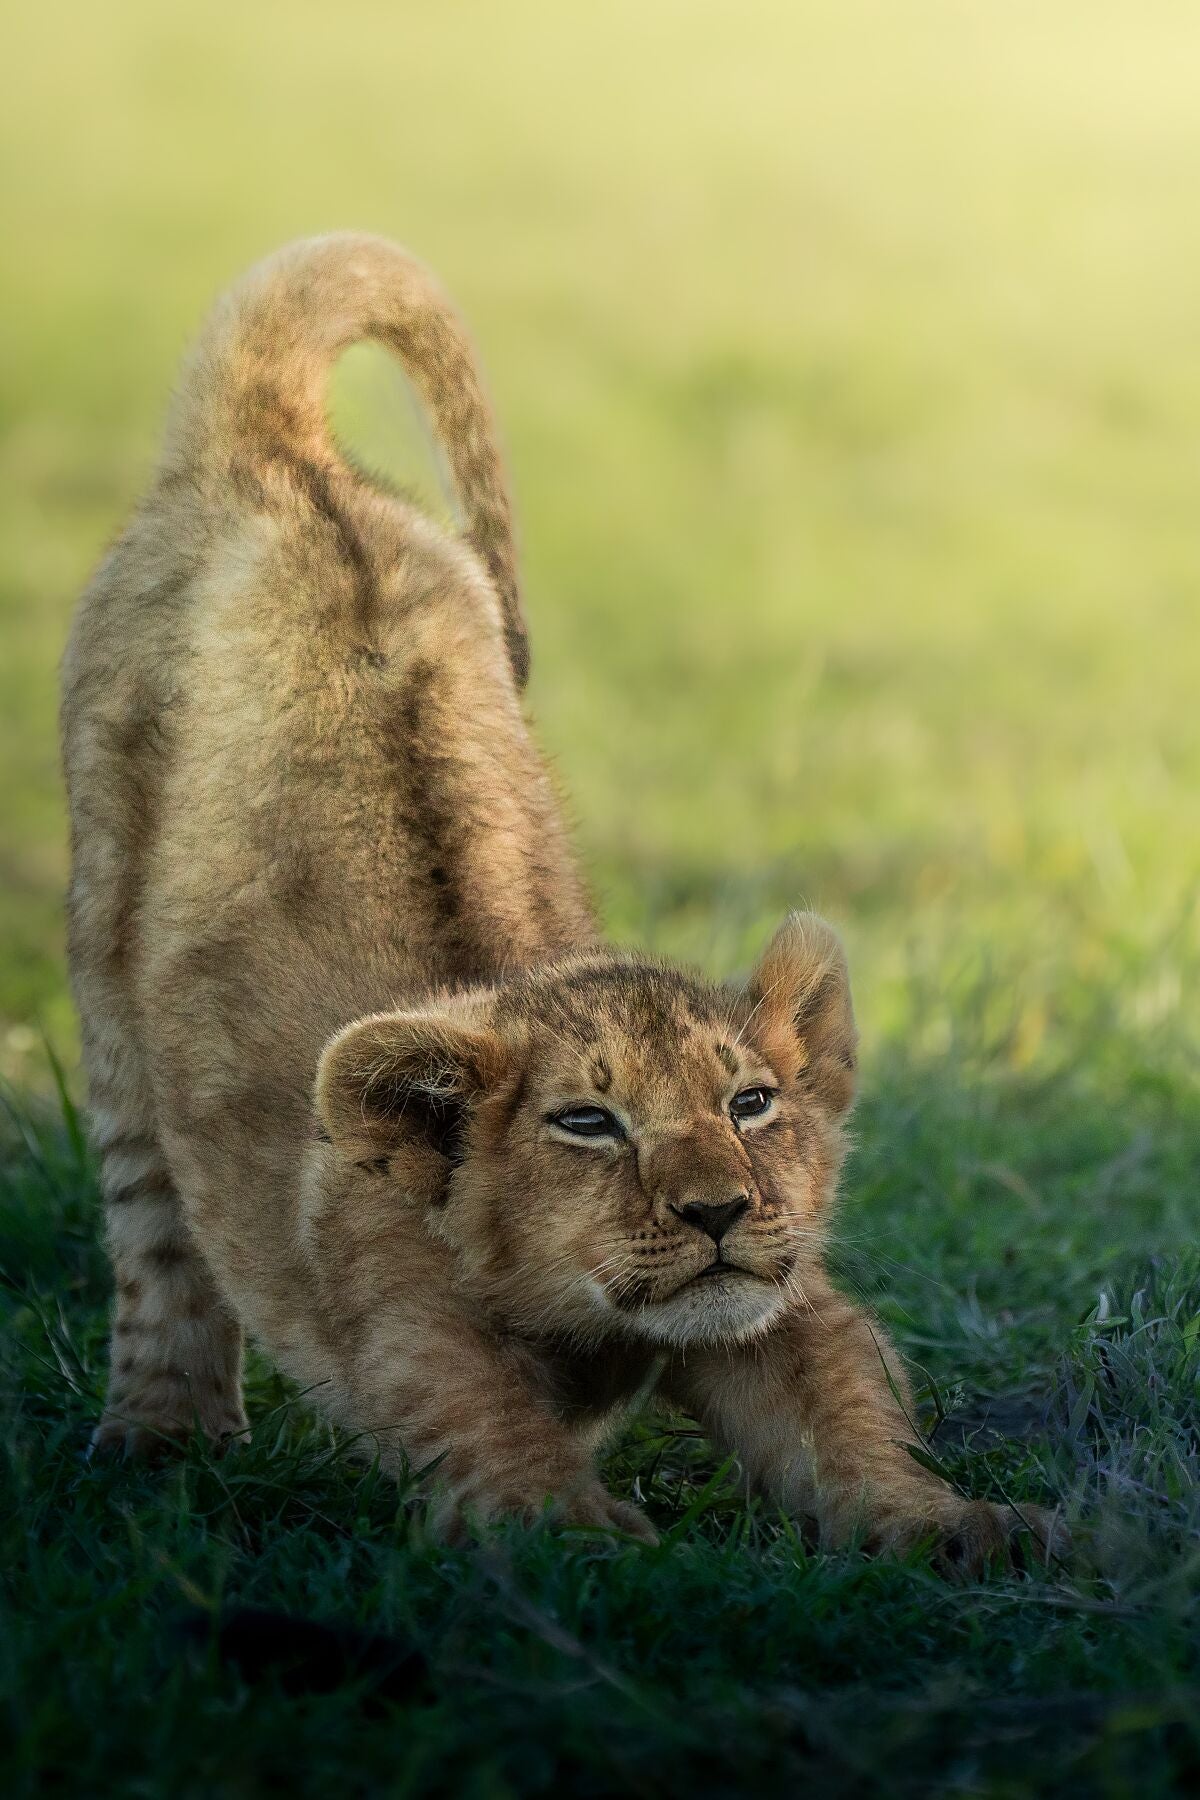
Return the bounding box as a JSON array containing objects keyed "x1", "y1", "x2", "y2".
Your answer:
[{"x1": 315, "y1": 913, "x2": 856, "y2": 1349}]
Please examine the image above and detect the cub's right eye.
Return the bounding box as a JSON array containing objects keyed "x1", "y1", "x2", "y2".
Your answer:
[{"x1": 548, "y1": 1105, "x2": 624, "y2": 1140}]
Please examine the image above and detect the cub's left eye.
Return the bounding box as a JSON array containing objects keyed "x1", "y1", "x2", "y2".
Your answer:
[
  {"x1": 729, "y1": 1086, "x2": 775, "y2": 1123},
  {"x1": 548, "y1": 1105, "x2": 624, "y2": 1140}
]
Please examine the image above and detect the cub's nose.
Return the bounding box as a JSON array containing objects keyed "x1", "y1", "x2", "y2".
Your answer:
[{"x1": 672, "y1": 1194, "x2": 749, "y2": 1245}]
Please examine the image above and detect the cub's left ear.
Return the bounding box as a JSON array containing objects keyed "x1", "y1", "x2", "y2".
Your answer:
[
  {"x1": 314, "y1": 1007, "x2": 509, "y2": 1168},
  {"x1": 742, "y1": 912, "x2": 858, "y2": 1116}
]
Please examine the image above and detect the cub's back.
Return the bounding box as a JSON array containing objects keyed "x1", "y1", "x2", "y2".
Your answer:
[{"x1": 63, "y1": 236, "x2": 594, "y2": 1253}]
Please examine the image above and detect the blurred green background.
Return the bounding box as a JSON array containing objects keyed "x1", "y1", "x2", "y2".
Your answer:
[{"x1": 1, "y1": 0, "x2": 1197, "y2": 1092}]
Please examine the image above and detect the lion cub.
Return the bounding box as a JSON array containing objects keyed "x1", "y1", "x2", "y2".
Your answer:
[{"x1": 62, "y1": 234, "x2": 1056, "y2": 1566}]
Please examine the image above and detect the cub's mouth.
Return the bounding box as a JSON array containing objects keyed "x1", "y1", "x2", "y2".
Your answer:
[{"x1": 630, "y1": 1254, "x2": 790, "y2": 1348}]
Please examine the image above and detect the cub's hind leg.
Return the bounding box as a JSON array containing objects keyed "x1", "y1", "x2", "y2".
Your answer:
[
  {"x1": 72, "y1": 896, "x2": 247, "y2": 1452},
  {"x1": 64, "y1": 593, "x2": 248, "y2": 1456},
  {"x1": 87, "y1": 1040, "x2": 248, "y2": 1456}
]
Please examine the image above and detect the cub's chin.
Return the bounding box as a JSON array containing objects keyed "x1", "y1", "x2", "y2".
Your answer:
[{"x1": 632, "y1": 1268, "x2": 788, "y2": 1349}]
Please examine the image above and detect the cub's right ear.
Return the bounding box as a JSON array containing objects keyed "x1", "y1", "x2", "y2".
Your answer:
[
  {"x1": 743, "y1": 911, "x2": 858, "y2": 1117},
  {"x1": 314, "y1": 1009, "x2": 509, "y2": 1167}
]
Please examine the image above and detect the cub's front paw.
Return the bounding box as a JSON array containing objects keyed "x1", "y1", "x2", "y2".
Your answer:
[
  {"x1": 551, "y1": 1482, "x2": 659, "y2": 1545},
  {"x1": 927, "y1": 1498, "x2": 1068, "y2": 1577},
  {"x1": 430, "y1": 1476, "x2": 658, "y2": 1546}
]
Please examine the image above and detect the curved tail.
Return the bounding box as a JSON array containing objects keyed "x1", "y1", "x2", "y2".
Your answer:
[{"x1": 163, "y1": 232, "x2": 528, "y2": 686}]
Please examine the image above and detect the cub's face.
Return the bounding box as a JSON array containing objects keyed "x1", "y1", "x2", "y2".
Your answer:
[{"x1": 316, "y1": 914, "x2": 857, "y2": 1350}]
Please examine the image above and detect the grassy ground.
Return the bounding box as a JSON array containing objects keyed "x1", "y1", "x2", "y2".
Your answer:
[{"x1": 2, "y1": 2, "x2": 1199, "y2": 1793}]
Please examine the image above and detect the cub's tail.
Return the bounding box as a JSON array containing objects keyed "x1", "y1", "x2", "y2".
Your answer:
[{"x1": 163, "y1": 232, "x2": 527, "y2": 686}]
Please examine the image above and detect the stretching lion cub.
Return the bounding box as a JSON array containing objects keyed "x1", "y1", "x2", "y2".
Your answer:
[{"x1": 62, "y1": 234, "x2": 1056, "y2": 1566}]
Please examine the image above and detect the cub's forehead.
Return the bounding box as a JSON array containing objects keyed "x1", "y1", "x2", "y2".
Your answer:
[
  {"x1": 497, "y1": 957, "x2": 751, "y2": 1093},
  {"x1": 504, "y1": 957, "x2": 724, "y2": 1037}
]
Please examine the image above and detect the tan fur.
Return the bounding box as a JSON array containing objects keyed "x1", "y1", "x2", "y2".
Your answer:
[{"x1": 62, "y1": 233, "x2": 1060, "y2": 1567}]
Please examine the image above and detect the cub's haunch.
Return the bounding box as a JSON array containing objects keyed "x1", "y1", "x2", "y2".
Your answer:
[{"x1": 62, "y1": 234, "x2": 1059, "y2": 1568}]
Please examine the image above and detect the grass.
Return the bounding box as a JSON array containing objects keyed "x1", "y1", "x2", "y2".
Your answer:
[
  {"x1": 2, "y1": 0, "x2": 1200, "y2": 1793},
  {"x1": 4, "y1": 1024, "x2": 1200, "y2": 1797}
]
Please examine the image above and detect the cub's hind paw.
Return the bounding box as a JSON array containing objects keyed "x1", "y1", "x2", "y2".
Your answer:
[{"x1": 91, "y1": 1399, "x2": 248, "y2": 1462}]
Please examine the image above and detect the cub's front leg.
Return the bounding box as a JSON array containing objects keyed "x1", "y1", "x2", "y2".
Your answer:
[
  {"x1": 333, "y1": 1307, "x2": 656, "y2": 1544},
  {"x1": 311, "y1": 1013, "x2": 656, "y2": 1544},
  {"x1": 665, "y1": 1274, "x2": 1061, "y2": 1573}
]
